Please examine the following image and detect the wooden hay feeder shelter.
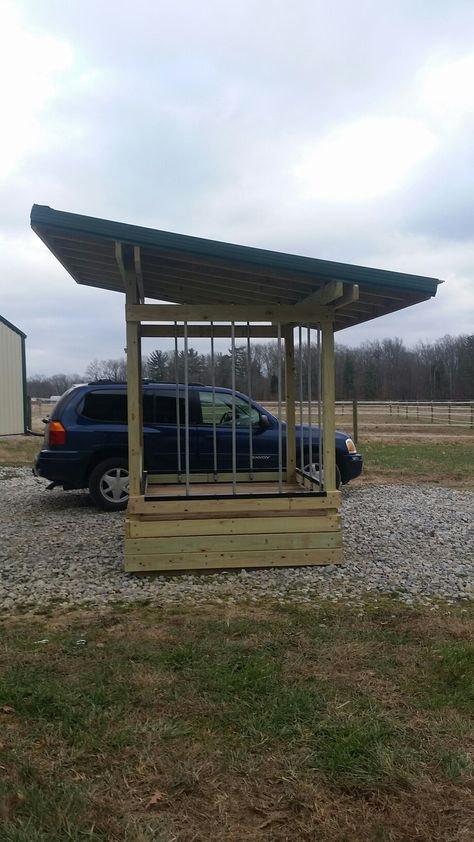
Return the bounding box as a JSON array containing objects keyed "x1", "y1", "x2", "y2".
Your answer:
[{"x1": 31, "y1": 206, "x2": 440, "y2": 573}]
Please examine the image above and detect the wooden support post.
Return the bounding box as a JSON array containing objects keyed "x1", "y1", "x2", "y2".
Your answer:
[
  {"x1": 284, "y1": 326, "x2": 297, "y2": 483},
  {"x1": 321, "y1": 317, "x2": 336, "y2": 492},
  {"x1": 352, "y1": 398, "x2": 358, "y2": 445},
  {"x1": 125, "y1": 285, "x2": 143, "y2": 498}
]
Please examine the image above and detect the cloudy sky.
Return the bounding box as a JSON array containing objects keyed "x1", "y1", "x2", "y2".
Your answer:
[{"x1": 1, "y1": 0, "x2": 473, "y2": 376}]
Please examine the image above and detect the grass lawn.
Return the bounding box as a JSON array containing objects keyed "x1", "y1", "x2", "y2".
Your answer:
[
  {"x1": 0, "y1": 601, "x2": 473, "y2": 841},
  {"x1": 1, "y1": 436, "x2": 474, "y2": 488},
  {"x1": 356, "y1": 441, "x2": 474, "y2": 488}
]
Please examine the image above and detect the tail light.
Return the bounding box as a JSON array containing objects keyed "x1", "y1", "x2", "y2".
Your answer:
[{"x1": 48, "y1": 420, "x2": 66, "y2": 446}]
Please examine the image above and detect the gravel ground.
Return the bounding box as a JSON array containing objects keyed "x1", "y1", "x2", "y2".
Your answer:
[{"x1": 0, "y1": 467, "x2": 472, "y2": 610}]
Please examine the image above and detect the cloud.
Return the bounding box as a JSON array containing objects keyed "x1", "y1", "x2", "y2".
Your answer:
[
  {"x1": 0, "y1": 0, "x2": 473, "y2": 374},
  {"x1": 293, "y1": 117, "x2": 438, "y2": 202}
]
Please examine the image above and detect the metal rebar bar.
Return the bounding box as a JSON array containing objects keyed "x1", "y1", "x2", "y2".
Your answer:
[
  {"x1": 307, "y1": 326, "x2": 313, "y2": 475},
  {"x1": 174, "y1": 323, "x2": 182, "y2": 476},
  {"x1": 317, "y1": 326, "x2": 322, "y2": 489},
  {"x1": 277, "y1": 322, "x2": 283, "y2": 493},
  {"x1": 298, "y1": 325, "x2": 304, "y2": 473},
  {"x1": 246, "y1": 322, "x2": 254, "y2": 479},
  {"x1": 231, "y1": 321, "x2": 237, "y2": 495},
  {"x1": 183, "y1": 320, "x2": 190, "y2": 496},
  {"x1": 210, "y1": 322, "x2": 218, "y2": 478}
]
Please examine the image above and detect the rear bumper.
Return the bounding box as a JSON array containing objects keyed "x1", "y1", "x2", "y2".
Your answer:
[
  {"x1": 339, "y1": 453, "x2": 363, "y2": 484},
  {"x1": 33, "y1": 449, "x2": 88, "y2": 489}
]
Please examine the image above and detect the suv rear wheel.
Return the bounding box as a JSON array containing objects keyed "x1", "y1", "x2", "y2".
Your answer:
[{"x1": 89, "y1": 457, "x2": 129, "y2": 511}]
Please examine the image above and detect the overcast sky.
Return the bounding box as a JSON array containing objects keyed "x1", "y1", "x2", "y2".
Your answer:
[{"x1": 1, "y1": 0, "x2": 473, "y2": 376}]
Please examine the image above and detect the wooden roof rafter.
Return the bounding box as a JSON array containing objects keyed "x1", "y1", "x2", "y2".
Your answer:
[{"x1": 30, "y1": 205, "x2": 441, "y2": 331}]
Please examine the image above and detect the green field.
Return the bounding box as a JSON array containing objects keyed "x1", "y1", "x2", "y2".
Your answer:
[
  {"x1": 358, "y1": 441, "x2": 474, "y2": 488},
  {"x1": 1, "y1": 436, "x2": 474, "y2": 488},
  {"x1": 0, "y1": 601, "x2": 472, "y2": 841}
]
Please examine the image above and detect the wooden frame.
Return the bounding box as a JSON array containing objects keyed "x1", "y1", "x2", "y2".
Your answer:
[
  {"x1": 29, "y1": 205, "x2": 441, "y2": 576},
  {"x1": 120, "y1": 257, "x2": 343, "y2": 573}
]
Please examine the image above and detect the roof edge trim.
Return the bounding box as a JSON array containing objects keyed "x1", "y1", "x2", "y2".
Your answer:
[{"x1": 31, "y1": 204, "x2": 441, "y2": 297}]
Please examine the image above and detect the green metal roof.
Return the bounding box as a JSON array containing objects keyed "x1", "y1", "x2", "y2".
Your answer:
[{"x1": 31, "y1": 204, "x2": 441, "y2": 331}]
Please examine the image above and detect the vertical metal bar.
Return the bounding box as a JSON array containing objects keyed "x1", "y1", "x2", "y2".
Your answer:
[
  {"x1": 277, "y1": 322, "x2": 283, "y2": 493},
  {"x1": 210, "y1": 322, "x2": 218, "y2": 477},
  {"x1": 174, "y1": 323, "x2": 182, "y2": 476},
  {"x1": 183, "y1": 320, "x2": 190, "y2": 496},
  {"x1": 246, "y1": 322, "x2": 253, "y2": 479},
  {"x1": 231, "y1": 321, "x2": 237, "y2": 495},
  {"x1": 298, "y1": 325, "x2": 304, "y2": 473},
  {"x1": 307, "y1": 326, "x2": 313, "y2": 475},
  {"x1": 317, "y1": 326, "x2": 322, "y2": 488}
]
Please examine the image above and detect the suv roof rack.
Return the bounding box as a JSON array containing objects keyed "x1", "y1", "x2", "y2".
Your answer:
[{"x1": 87, "y1": 379, "x2": 207, "y2": 386}]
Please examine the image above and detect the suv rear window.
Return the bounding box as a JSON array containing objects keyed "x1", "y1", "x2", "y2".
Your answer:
[{"x1": 80, "y1": 391, "x2": 154, "y2": 424}]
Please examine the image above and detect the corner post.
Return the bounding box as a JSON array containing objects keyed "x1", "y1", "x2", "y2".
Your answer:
[
  {"x1": 321, "y1": 316, "x2": 336, "y2": 491},
  {"x1": 284, "y1": 325, "x2": 297, "y2": 483},
  {"x1": 125, "y1": 278, "x2": 143, "y2": 499}
]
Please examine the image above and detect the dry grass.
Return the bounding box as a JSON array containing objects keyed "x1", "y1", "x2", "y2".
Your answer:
[
  {"x1": 2, "y1": 433, "x2": 474, "y2": 491},
  {"x1": 0, "y1": 600, "x2": 472, "y2": 841},
  {"x1": 356, "y1": 441, "x2": 474, "y2": 489},
  {"x1": 0, "y1": 436, "x2": 40, "y2": 467}
]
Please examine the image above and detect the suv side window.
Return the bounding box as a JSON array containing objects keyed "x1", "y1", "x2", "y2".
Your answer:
[
  {"x1": 79, "y1": 391, "x2": 154, "y2": 423},
  {"x1": 197, "y1": 390, "x2": 261, "y2": 427},
  {"x1": 154, "y1": 394, "x2": 185, "y2": 425}
]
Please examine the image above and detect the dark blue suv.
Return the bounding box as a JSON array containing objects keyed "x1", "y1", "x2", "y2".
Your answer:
[{"x1": 34, "y1": 382, "x2": 362, "y2": 510}]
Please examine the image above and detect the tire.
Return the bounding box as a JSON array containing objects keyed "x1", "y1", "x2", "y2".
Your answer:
[
  {"x1": 88, "y1": 457, "x2": 129, "y2": 511},
  {"x1": 304, "y1": 463, "x2": 341, "y2": 490}
]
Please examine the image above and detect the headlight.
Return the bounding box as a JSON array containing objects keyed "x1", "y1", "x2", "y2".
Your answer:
[{"x1": 346, "y1": 438, "x2": 357, "y2": 453}]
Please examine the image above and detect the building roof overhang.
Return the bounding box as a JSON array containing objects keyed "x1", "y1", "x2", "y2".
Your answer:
[{"x1": 31, "y1": 205, "x2": 441, "y2": 331}]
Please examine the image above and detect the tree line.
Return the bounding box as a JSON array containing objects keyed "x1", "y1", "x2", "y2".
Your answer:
[{"x1": 28, "y1": 334, "x2": 473, "y2": 401}]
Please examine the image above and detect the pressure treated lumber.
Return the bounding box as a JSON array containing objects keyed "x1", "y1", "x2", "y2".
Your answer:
[
  {"x1": 321, "y1": 318, "x2": 336, "y2": 491},
  {"x1": 126, "y1": 513, "x2": 340, "y2": 538},
  {"x1": 127, "y1": 490, "x2": 341, "y2": 515},
  {"x1": 124, "y1": 547, "x2": 342, "y2": 572}
]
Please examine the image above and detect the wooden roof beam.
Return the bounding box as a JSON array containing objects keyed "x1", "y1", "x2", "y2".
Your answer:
[
  {"x1": 334, "y1": 284, "x2": 359, "y2": 308},
  {"x1": 298, "y1": 280, "x2": 343, "y2": 307},
  {"x1": 115, "y1": 241, "x2": 144, "y2": 302},
  {"x1": 127, "y1": 303, "x2": 330, "y2": 324}
]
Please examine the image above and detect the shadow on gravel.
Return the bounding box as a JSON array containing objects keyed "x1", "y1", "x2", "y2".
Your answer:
[{"x1": 32, "y1": 484, "x2": 112, "y2": 514}]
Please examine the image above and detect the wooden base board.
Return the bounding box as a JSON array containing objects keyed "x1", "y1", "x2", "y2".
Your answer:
[
  {"x1": 124, "y1": 547, "x2": 342, "y2": 572},
  {"x1": 128, "y1": 491, "x2": 341, "y2": 516},
  {"x1": 124, "y1": 495, "x2": 342, "y2": 573}
]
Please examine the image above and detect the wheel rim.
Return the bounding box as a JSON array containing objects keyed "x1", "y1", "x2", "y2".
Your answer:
[
  {"x1": 304, "y1": 463, "x2": 324, "y2": 487},
  {"x1": 99, "y1": 467, "x2": 129, "y2": 502}
]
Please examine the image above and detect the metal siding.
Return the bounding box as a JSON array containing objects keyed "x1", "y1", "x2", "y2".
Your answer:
[{"x1": 0, "y1": 321, "x2": 25, "y2": 435}]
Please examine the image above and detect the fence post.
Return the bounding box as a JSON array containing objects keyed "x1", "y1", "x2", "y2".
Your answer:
[
  {"x1": 431, "y1": 404, "x2": 434, "y2": 423},
  {"x1": 416, "y1": 402, "x2": 419, "y2": 420},
  {"x1": 448, "y1": 402, "x2": 451, "y2": 425},
  {"x1": 471, "y1": 402, "x2": 474, "y2": 430},
  {"x1": 352, "y1": 398, "x2": 358, "y2": 445},
  {"x1": 405, "y1": 404, "x2": 408, "y2": 420}
]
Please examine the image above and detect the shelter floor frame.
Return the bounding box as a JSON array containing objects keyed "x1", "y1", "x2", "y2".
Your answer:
[{"x1": 124, "y1": 474, "x2": 342, "y2": 573}]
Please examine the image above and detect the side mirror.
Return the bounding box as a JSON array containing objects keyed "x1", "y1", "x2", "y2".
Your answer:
[{"x1": 259, "y1": 413, "x2": 271, "y2": 431}]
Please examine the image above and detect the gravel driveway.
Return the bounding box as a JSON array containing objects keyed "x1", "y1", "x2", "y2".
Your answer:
[{"x1": 0, "y1": 467, "x2": 472, "y2": 610}]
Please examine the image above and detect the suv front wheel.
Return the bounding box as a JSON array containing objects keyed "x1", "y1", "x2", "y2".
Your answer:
[{"x1": 89, "y1": 457, "x2": 129, "y2": 511}]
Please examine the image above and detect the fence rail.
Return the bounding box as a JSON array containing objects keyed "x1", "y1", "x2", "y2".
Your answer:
[{"x1": 265, "y1": 400, "x2": 474, "y2": 436}]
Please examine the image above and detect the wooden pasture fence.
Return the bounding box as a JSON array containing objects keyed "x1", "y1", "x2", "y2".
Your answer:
[{"x1": 265, "y1": 400, "x2": 474, "y2": 442}]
